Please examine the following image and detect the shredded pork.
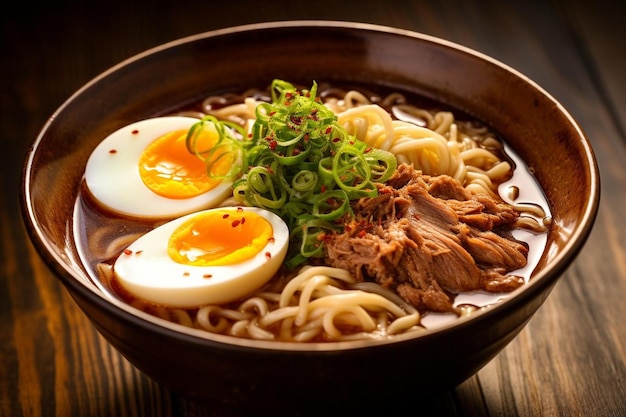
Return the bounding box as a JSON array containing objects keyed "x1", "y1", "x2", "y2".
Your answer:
[{"x1": 324, "y1": 164, "x2": 529, "y2": 313}]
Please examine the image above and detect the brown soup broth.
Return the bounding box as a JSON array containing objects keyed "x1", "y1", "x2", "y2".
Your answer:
[{"x1": 73, "y1": 82, "x2": 552, "y2": 332}]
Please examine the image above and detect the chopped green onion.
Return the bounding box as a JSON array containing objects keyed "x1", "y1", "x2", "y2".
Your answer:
[
  {"x1": 232, "y1": 80, "x2": 397, "y2": 268},
  {"x1": 186, "y1": 115, "x2": 247, "y2": 180}
]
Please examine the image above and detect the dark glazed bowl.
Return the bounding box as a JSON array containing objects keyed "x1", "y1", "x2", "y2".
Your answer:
[{"x1": 21, "y1": 21, "x2": 599, "y2": 413}]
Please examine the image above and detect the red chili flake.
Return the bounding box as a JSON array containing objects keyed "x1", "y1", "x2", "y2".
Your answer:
[
  {"x1": 237, "y1": 207, "x2": 244, "y2": 212},
  {"x1": 304, "y1": 133, "x2": 310, "y2": 142},
  {"x1": 285, "y1": 92, "x2": 293, "y2": 99},
  {"x1": 123, "y1": 249, "x2": 132, "y2": 256},
  {"x1": 268, "y1": 236, "x2": 275, "y2": 243},
  {"x1": 269, "y1": 140, "x2": 277, "y2": 151},
  {"x1": 269, "y1": 111, "x2": 276, "y2": 116},
  {"x1": 284, "y1": 101, "x2": 292, "y2": 106},
  {"x1": 135, "y1": 250, "x2": 143, "y2": 255},
  {"x1": 265, "y1": 252, "x2": 272, "y2": 260},
  {"x1": 232, "y1": 219, "x2": 241, "y2": 227},
  {"x1": 332, "y1": 137, "x2": 341, "y2": 143},
  {"x1": 325, "y1": 126, "x2": 332, "y2": 134},
  {"x1": 183, "y1": 271, "x2": 190, "y2": 277},
  {"x1": 240, "y1": 217, "x2": 246, "y2": 224},
  {"x1": 357, "y1": 230, "x2": 367, "y2": 238},
  {"x1": 131, "y1": 129, "x2": 139, "y2": 135},
  {"x1": 365, "y1": 147, "x2": 372, "y2": 153},
  {"x1": 349, "y1": 141, "x2": 355, "y2": 145},
  {"x1": 203, "y1": 274, "x2": 213, "y2": 279},
  {"x1": 292, "y1": 149, "x2": 301, "y2": 156},
  {"x1": 223, "y1": 213, "x2": 230, "y2": 219},
  {"x1": 290, "y1": 115, "x2": 303, "y2": 125},
  {"x1": 320, "y1": 185, "x2": 326, "y2": 193},
  {"x1": 109, "y1": 149, "x2": 117, "y2": 154},
  {"x1": 248, "y1": 133, "x2": 253, "y2": 139}
]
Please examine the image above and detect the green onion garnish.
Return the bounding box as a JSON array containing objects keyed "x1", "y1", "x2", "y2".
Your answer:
[{"x1": 189, "y1": 80, "x2": 397, "y2": 269}]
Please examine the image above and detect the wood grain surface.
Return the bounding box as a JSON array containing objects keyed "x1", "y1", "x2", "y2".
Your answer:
[{"x1": 1, "y1": 0, "x2": 624, "y2": 416}]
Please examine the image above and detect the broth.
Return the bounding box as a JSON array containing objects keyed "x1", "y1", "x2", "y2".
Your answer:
[{"x1": 73, "y1": 81, "x2": 551, "y2": 340}]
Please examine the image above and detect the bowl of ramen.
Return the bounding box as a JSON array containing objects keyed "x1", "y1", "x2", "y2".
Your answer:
[{"x1": 21, "y1": 21, "x2": 599, "y2": 413}]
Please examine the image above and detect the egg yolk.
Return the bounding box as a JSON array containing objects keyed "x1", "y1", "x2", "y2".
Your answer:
[
  {"x1": 167, "y1": 210, "x2": 274, "y2": 267},
  {"x1": 138, "y1": 127, "x2": 233, "y2": 199}
]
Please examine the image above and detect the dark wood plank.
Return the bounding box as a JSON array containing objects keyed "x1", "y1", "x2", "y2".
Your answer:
[{"x1": 562, "y1": 0, "x2": 626, "y2": 138}]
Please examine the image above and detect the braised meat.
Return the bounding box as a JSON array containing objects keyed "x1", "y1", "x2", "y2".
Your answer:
[{"x1": 324, "y1": 164, "x2": 529, "y2": 313}]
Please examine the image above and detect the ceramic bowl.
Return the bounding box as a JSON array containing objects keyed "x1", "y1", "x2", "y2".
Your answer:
[{"x1": 21, "y1": 21, "x2": 599, "y2": 414}]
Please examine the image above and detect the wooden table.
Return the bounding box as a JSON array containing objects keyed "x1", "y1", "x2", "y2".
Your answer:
[{"x1": 2, "y1": 0, "x2": 624, "y2": 415}]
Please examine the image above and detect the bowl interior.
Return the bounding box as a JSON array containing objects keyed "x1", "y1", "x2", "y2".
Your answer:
[{"x1": 22, "y1": 21, "x2": 599, "y2": 350}]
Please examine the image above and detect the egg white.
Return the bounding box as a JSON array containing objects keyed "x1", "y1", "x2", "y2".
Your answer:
[
  {"x1": 84, "y1": 116, "x2": 233, "y2": 219},
  {"x1": 113, "y1": 207, "x2": 289, "y2": 308}
]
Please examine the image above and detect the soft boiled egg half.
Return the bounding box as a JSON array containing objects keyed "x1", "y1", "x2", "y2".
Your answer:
[
  {"x1": 113, "y1": 206, "x2": 289, "y2": 308},
  {"x1": 84, "y1": 116, "x2": 237, "y2": 219}
]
